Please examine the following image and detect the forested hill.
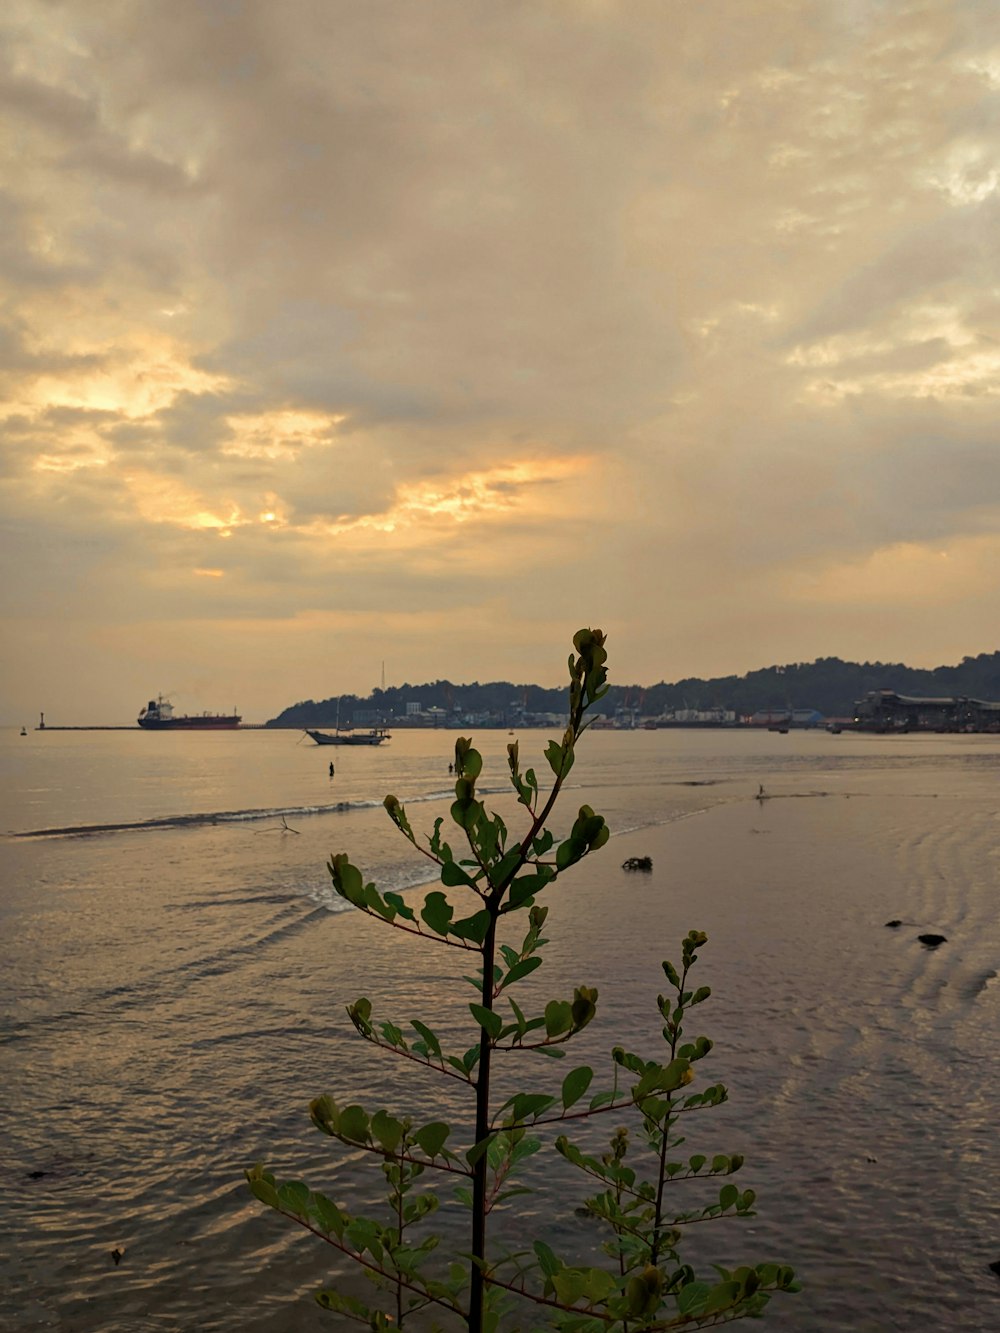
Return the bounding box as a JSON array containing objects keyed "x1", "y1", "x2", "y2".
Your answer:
[{"x1": 267, "y1": 651, "x2": 1000, "y2": 726}]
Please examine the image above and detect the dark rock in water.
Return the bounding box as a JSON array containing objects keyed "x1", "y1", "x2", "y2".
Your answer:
[
  {"x1": 918, "y1": 933, "x2": 947, "y2": 948},
  {"x1": 988, "y1": 1259, "x2": 1000, "y2": 1279},
  {"x1": 622, "y1": 856, "x2": 653, "y2": 872},
  {"x1": 26, "y1": 1170, "x2": 46, "y2": 1180},
  {"x1": 884, "y1": 920, "x2": 902, "y2": 928}
]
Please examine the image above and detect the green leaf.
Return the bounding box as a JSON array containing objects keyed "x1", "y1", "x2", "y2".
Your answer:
[
  {"x1": 371, "y1": 1110, "x2": 404, "y2": 1154},
  {"x1": 510, "y1": 1092, "x2": 556, "y2": 1122},
  {"x1": 455, "y1": 741, "x2": 482, "y2": 780},
  {"x1": 544, "y1": 738, "x2": 565, "y2": 777},
  {"x1": 378, "y1": 1020, "x2": 405, "y2": 1048},
  {"x1": 570, "y1": 986, "x2": 597, "y2": 1028},
  {"x1": 383, "y1": 891, "x2": 416, "y2": 923},
  {"x1": 561, "y1": 1065, "x2": 594, "y2": 1110},
  {"x1": 507, "y1": 995, "x2": 528, "y2": 1037},
  {"x1": 383, "y1": 795, "x2": 414, "y2": 841},
  {"x1": 450, "y1": 910, "x2": 491, "y2": 943},
  {"x1": 676, "y1": 1280, "x2": 712, "y2": 1315},
  {"x1": 409, "y1": 1019, "x2": 442, "y2": 1059},
  {"x1": 466, "y1": 1132, "x2": 497, "y2": 1167},
  {"x1": 544, "y1": 1000, "x2": 572, "y2": 1037},
  {"x1": 552, "y1": 1269, "x2": 587, "y2": 1306},
  {"x1": 421, "y1": 890, "x2": 454, "y2": 935},
  {"x1": 413, "y1": 1121, "x2": 450, "y2": 1158},
  {"x1": 704, "y1": 1280, "x2": 742, "y2": 1314},
  {"x1": 634, "y1": 1056, "x2": 691, "y2": 1099},
  {"x1": 338, "y1": 1105, "x2": 370, "y2": 1143},
  {"x1": 503, "y1": 956, "x2": 543, "y2": 987},
  {"x1": 362, "y1": 884, "x2": 395, "y2": 921},
  {"x1": 315, "y1": 1288, "x2": 377, "y2": 1318},
  {"x1": 441, "y1": 860, "x2": 478, "y2": 889},
  {"x1": 556, "y1": 838, "x2": 581, "y2": 871},
  {"x1": 245, "y1": 1165, "x2": 279, "y2": 1208},
  {"x1": 346, "y1": 997, "x2": 373, "y2": 1037},
  {"x1": 277, "y1": 1180, "x2": 310, "y2": 1215},
  {"x1": 309, "y1": 1094, "x2": 338, "y2": 1135},
  {"x1": 532, "y1": 827, "x2": 553, "y2": 856},
  {"x1": 581, "y1": 1268, "x2": 618, "y2": 1302},
  {"x1": 507, "y1": 871, "x2": 548, "y2": 909},
  {"x1": 329, "y1": 854, "x2": 365, "y2": 906},
  {"x1": 311, "y1": 1191, "x2": 346, "y2": 1238},
  {"x1": 450, "y1": 797, "x2": 483, "y2": 831},
  {"x1": 533, "y1": 1239, "x2": 560, "y2": 1277},
  {"x1": 462, "y1": 1044, "x2": 480, "y2": 1072},
  {"x1": 469, "y1": 1003, "x2": 502, "y2": 1039}
]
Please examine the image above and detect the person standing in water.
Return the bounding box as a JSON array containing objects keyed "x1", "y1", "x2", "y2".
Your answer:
[{"x1": 328, "y1": 762, "x2": 335, "y2": 778}]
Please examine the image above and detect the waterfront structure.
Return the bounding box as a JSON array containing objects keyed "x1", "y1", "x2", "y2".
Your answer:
[{"x1": 852, "y1": 690, "x2": 1000, "y2": 733}]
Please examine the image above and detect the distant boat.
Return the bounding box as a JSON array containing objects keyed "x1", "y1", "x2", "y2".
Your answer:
[
  {"x1": 305, "y1": 727, "x2": 390, "y2": 747},
  {"x1": 138, "y1": 696, "x2": 241, "y2": 730},
  {"x1": 20, "y1": 727, "x2": 27, "y2": 736}
]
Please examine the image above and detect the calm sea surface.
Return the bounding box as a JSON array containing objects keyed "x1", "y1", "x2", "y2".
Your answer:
[{"x1": 2, "y1": 725, "x2": 999, "y2": 1331}]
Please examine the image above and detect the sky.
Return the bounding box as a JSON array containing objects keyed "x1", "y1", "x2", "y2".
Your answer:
[{"x1": 2, "y1": 0, "x2": 999, "y2": 724}]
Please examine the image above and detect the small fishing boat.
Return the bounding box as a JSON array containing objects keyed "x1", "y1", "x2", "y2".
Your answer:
[{"x1": 305, "y1": 727, "x2": 391, "y2": 747}]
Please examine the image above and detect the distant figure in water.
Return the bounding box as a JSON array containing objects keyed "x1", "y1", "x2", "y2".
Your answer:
[
  {"x1": 757, "y1": 783, "x2": 766, "y2": 798},
  {"x1": 448, "y1": 762, "x2": 453, "y2": 773},
  {"x1": 328, "y1": 762, "x2": 335, "y2": 778}
]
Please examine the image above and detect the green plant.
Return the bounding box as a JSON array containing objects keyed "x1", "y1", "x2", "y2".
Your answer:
[{"x1": 248, "y1": 628, "x2": 799, "y2": 1330}]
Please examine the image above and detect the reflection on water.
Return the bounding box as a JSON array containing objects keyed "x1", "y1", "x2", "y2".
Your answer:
[{"x1": 2, "y1": 728, "x2": 999, "y2": 1330}]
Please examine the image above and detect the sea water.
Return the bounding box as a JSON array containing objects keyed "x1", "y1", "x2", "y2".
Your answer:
[{"x1": 1, "y1": 726, "x2": 998, "y2": 1331}]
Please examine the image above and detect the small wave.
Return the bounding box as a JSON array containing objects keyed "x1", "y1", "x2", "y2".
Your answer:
[
  {"x1": 4, "y1": 782, "x2": 517, "y2": 841},
  {"x1": 966, "y1": 968, "x2": 998, "y2": 999},
  {"x1": 6, "y1": 800, "x2": 381, "y2": 840}
]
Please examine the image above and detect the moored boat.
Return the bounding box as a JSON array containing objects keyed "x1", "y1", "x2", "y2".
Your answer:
[
  {"x1": 138, "y1": 697, "x2": 241, "y2": 729},
  {"x1": 305, "y1": 727, "x2": 390, "y2": 746}
]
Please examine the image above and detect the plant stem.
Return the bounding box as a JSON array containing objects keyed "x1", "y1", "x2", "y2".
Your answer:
[
  {"x1": 395, "y1": 1168, "x2": 404, "y2": 1327},
  {"x1": 469, "y1": 911, "x2": 498, "y2": 1333},
  {"x1": 651, "y1": 962, "x2": 688, "y2": 1267}
]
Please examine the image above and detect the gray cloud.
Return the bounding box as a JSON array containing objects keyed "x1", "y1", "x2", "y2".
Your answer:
[{"x1": 2, "y1": 0, "x2": 999, "y2": 721}]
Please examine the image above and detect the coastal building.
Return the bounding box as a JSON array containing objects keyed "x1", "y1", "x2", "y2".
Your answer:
[
  {"x1": 748, "y1": 708, "x2": 824, "y2": 729},
  {"x1": 651, "y1": 708, "x2": 738, "y2": 728},
  {"x1": 852, "y1": 690, "x2": 1000, "y2": 732}
]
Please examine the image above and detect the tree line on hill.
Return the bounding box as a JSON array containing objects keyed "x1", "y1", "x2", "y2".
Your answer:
[{"x1": 266, "y1": 650, "x2": 1000, "y2": 727}]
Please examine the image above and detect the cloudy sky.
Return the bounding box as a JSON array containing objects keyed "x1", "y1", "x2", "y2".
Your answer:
[{"x1": 2, "y1": 0, "x2": 998, "y2": 724}]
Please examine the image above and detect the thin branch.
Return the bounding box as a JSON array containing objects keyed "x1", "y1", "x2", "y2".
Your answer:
[
  {"x1": 255, "y1": 815, "x2": 301, "y2": 835},
  {"x1": 353, "y1": 1027, "x2": 478, "y2": 1090},
  {"x1": 489, "y1": 1091, "x2": 640, "y2": 1133},
  {"x1": 348, "y1": 906, "x2": 483, "y2": 951},
  {"x1": 484, "y1": 1271, "x2": 762, "y2": 1329},
  {"x1": 271, "y1": 1209, "x2": 466, "y2": 1319},
  {"x1": 321, "y1": 1133, "x2": 473, "y2": 1178}
]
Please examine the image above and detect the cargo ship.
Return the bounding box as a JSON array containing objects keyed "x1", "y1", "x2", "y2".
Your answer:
[{"x1": 137, "y1": 697, "x2": 241, "y2": 730}]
